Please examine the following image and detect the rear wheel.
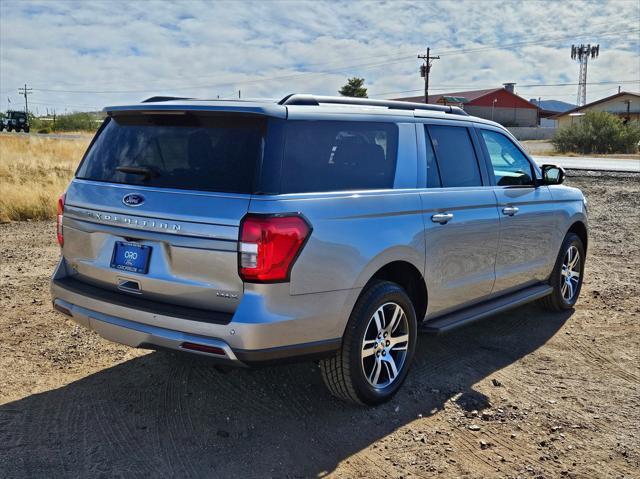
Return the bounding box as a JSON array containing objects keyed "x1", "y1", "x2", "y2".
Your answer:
[
  {"x1": 320, "y1": 281, "x2": 417, "y2": 406},
  {"x1": 540, "y1": 232, "x2": 585, "y2": 311}
]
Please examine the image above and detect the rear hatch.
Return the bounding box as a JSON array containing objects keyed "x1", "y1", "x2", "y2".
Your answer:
[{"x1": 61, "y1": 110, "x2": 268, "y2": 313}]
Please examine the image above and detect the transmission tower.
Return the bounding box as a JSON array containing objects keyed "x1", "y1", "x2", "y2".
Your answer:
[{"x1": 571, "y1": 44, "x2": 599, "y2": 106}]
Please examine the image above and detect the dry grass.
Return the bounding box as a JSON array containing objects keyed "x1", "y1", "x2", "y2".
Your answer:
[{"x1": 0, "y1": 135, "x2": 90, "y2": 222}]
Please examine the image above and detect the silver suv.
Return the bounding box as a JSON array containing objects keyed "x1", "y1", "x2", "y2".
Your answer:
[{"x1": 51, "y1": 94, "x2": 587, "y2": 405}]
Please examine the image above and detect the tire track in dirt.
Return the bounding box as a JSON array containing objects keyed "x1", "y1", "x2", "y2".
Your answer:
[
  {"x1": 156, "y1": 361, "x2": 202, "y2": 478},
  {"x1": 450, "y1": 430, "x2": 506, "y2": 474},
  {"x1": 564, "y1": 333, "x2": 639, "y2": 384},
  {"x1": 92, "y1": 382, "x2": 161, "y2": 478},
  {"x1": 413, "y1": 323, "x2": 627, "y2": 478}
]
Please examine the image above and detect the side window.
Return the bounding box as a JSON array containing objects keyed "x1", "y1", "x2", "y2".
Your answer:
[
  {"x1": 424, "y1": 127, "x2": 441, "y2": 187},
  {"x1": 480, "y1": 129, "x2": 534, "y2": 186},
  {"x1": 426, "y1": 125, "x2": 482, "y2": 187},
  {"x1": 280, "y1": 121, "x2": 398, "y2": 193}
]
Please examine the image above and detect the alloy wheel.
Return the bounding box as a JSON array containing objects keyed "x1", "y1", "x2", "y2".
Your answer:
[
  {"x1": 561, "y1": 245, "x2": 581, "y2": 302},
  {"x1": 361, "y1": 302, "x2": 410, "y2": 388}
]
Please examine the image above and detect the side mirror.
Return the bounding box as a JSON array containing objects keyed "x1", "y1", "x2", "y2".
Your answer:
[{"x1": 541, "y1": 164, "x2": 565, "y2": 185}]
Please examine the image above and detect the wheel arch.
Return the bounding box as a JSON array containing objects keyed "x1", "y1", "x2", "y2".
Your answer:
[
  {"x1": 364, "y1": 260, "x2": 428, "y2": 323},
  {"x1": 568, "y1": 220, "x2": 588, "y2": 254}
]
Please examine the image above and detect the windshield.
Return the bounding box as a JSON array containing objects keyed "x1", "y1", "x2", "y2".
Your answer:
[{"x1": 76, "y1": 113, "x2": 265, "y2": 194}]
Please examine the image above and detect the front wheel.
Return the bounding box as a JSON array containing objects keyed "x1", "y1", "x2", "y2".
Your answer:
[
  {"x1": 540, "y1": 232, "x2": 585, "y2": 311},
  {"x1": 320, "y1": 281, "x2": 417, "y2": 406}
]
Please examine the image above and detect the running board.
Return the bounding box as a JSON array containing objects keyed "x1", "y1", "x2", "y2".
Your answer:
[{"x1": 419, "y1": 284, "x2": 553, "y2": 335}]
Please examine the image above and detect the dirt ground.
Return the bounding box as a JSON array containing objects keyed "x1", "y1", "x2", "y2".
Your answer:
[{"x1": 1, "y1": 173, "x2": 638, "y2": 479}]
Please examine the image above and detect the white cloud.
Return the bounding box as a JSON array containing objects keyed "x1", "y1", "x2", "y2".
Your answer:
[{"x1": 0, "y1": 0, "x2": 638, "y2": 113}]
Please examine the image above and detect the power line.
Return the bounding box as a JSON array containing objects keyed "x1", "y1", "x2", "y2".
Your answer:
[
  {"x1": 13, "y1": 17, "x2": 638, "y2": 92},
  {"x1": 29, "y1": 100, "x2": 101, "y2": 109},
  {"x1": 22, "y1": 26, "x2": 639, "y2": 95},
  {"x1": 371, "y1": 79, "x2": 639, "y2": 98}
]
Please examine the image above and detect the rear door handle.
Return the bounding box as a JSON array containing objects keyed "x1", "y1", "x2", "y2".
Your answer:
[
  {"x1": 502, "y1": 206, "x2": 519, "y2": 216},
  {"x1": 431, "y1": 213, "x2": 454, "y2": 224}
]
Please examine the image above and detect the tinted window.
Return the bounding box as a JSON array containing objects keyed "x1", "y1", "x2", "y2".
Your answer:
[
  {"x1": 76, "y1": 114, "x2": 265, "y2": 193},
  {"x1": 480, "y1": 129, "x2": 534, "y2": 186},
  {"x1": 427, "y1": 125, "x2": 482, "y2": 187},
  {"x1": 424, "y1": 127, "x2": 441, "y2": 187},
  {"x1": 280, "y1": 121, "x2": 398, "y2": 193}
]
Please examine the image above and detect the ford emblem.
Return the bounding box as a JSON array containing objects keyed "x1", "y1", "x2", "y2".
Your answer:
[{"x1": 122, "y1": 193, "x2": 145, "y2": 207}]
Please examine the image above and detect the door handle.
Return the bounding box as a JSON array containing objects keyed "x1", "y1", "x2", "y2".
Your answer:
[
  {"x1": 431, "y1": 213, "x2": 454, "y2": 224},
  {"x1": 502, "y1": 206, "x2": 519, "y2": 216}
]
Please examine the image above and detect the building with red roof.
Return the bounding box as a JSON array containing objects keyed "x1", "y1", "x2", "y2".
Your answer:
[{"x1": 394, "y1": 83, "x2": 540, "y2": 127}]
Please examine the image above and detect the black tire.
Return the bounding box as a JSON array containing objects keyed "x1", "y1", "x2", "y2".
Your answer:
[
  {"x1": 540, "y1": 232, "x2": 585, "y2": 311},
  {"x1": 24, "y1": 127, "x2": 29, "y2": 133},
  {"x1": 319, "y1": 280, "x2": 417, "y2": 406}
]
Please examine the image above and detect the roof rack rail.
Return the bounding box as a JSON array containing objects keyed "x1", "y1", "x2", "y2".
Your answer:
[
  {"x1": 278, "y1": 94, "x2": 468, "y2": 116},
  {"x1": 142, "y1": 96, "x2": 193, "y2": 103}
]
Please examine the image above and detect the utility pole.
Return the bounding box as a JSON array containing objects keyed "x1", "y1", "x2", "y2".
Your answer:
[
  {"x1": 418, "y1": 48, "x2": 439, "y2": 103},
  {"x1": 18, "y1": 83, "x2": 33, "y2": 115},
  {"x1": 622, "y1": 99, "x2": 631, "y2": 124}
]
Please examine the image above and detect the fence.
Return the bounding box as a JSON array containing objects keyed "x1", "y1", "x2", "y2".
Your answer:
[{"x1": 507, "y1": 127, "x2": 557, "y2": 141}]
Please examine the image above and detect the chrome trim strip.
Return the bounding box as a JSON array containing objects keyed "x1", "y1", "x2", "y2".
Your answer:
[{"x1": 64, "y1": 205, "x2": 238, "y2": 240}]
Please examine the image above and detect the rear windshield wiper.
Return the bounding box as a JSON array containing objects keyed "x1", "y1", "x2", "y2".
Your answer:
[{"x1": 115, "y1": 166, "x2": 158, "y2": 180}]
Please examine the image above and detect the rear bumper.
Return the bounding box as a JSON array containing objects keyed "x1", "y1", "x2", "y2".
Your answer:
[
  {"x1": 51, "y1": 260, "x2": 355, "y2": 365},
  {"x1": 52, "y1": 298, "x2": 340, "y2": 366}
]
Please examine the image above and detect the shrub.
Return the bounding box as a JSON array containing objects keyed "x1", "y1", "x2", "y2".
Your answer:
[
  {"x1": 54, "y1": 112, "x2": 101, "y2": 132},
  {"x1": 552, "y1": 111, "x2": 640, "y2": 154}
]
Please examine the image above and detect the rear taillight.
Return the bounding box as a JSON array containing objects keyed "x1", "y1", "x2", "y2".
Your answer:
[
  {"x1": 56, "y1": 193, "x2": 65, "y2": 246},
  {"x1": 238, "y1": 214, "x2": 311, "y2": 283}
]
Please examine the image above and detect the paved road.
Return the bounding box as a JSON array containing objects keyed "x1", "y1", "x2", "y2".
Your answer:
[{"x1": 533, "y1": 155, "x2": 640, "y2": 173}]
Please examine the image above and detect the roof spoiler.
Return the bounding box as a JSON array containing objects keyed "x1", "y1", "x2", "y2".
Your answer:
[
  {"x1": 142, "y1": 96, "x2": 193, "y2": 103},
  {"x1": 278, "y1": 94, "x2": 468, "y2": 116}
]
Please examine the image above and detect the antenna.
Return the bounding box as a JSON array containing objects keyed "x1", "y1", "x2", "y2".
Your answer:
[{"x1": 570, "y1": 44, "x2": 599, "y2": 106}]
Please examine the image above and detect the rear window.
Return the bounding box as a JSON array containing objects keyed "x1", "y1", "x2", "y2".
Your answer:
[
  {"x1": 426, "y1": 125, "x2": 482, "y2": 188},
  {"x1": 279, "y1": 121, "x2": 398, "y2": 193},
  {"x1": 76, "y1": 113, "x2": 265, "y2": 193}
]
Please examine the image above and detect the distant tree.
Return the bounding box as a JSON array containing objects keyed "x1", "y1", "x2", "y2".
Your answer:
[{"x1": 339, "y1": 77, "x2": 368, "y2": 98}]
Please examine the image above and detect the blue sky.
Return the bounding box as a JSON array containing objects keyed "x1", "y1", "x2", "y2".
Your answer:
[{"x1": 0, "y1": 0, "x2": 638, "y2": 113}]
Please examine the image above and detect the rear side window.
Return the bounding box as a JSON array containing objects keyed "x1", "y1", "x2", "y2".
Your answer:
[
  {"x1": 426, "y1": 125, "x2": 482, "y2": 187},
  {"x1": 76, "y1": 114, "x2": 265, "y2": 193},
  {"x1": 279, "y1": 121, "x2": 398, "y2": 193},
  {"x1": 424, "y1": 128, "x2": 441, "y2": 188}
]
